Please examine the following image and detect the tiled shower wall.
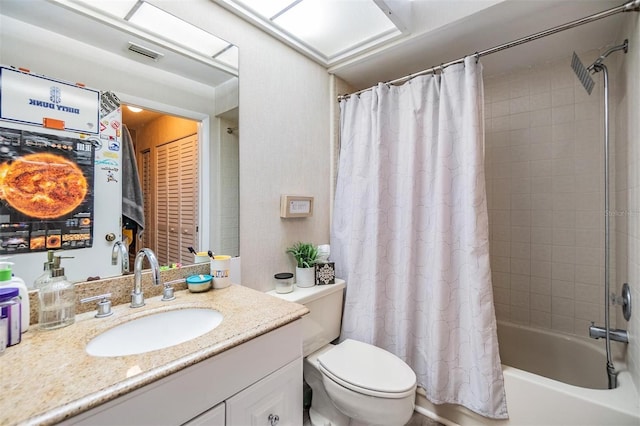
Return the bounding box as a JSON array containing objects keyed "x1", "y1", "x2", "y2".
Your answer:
[{"x1": 485, "y1": 52, "x2": 613, "y2": 337}]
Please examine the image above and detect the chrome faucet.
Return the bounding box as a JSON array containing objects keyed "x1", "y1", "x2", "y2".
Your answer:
[
  {"x1": 131, "y1": 248, "x2": 161, "y2": 308},
  {"x1": 589, "y1": 322, "x2": 629, "y2": 343},
  {"x1": 111, "y1": 241, "x2": 130, "y2": 274}
]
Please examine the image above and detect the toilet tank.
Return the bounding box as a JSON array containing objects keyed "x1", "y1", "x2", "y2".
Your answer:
[{"x1": 268, "y1": 279, "x2": 345, "y2": 356}]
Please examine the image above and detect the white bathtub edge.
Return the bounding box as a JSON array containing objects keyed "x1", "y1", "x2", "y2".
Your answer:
[{"x1": 414, "y1": 365, "x2": 640, "y2": 425}]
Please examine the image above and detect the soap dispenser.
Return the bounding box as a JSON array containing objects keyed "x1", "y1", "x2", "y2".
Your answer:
[
  {"x1": 33, "y1": 250, "x2": 55, "y2": 289},
  {"x1": 0, "y1": 260, "x2": 29, "y2": 332},
  {"x1": 38, "y1": 255, "x2": 75, "y2": 330}
]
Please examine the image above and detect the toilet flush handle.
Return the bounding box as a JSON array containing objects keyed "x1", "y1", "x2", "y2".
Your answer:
[{"x1": 268, "y1": 414, "x2": 279, "y2": 425}]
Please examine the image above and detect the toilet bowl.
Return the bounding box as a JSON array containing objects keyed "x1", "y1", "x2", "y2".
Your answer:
[
  {"x1": 267, "y1": 280, "x2": 417, "y2": 425},
  {"x1": 305, "y1": 339, "x2": 416, "y2": 426}
]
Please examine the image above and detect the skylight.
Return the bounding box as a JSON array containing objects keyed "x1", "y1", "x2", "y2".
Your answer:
[{"x1": 220, "y1": 0, "x2": 405, "y2": 64}]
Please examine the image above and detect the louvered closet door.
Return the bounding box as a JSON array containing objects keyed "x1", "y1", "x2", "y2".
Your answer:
[
  {"x1": 141, "y1": 150, "x2": 152, "y2": 251},
  {"x1": 155, "y1": 134, "x2": 199, "y2": 266}
]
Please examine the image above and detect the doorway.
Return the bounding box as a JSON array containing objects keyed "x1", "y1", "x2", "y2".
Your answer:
[{"x1": 122, "y1": 105, "x2": 200, "y2": 266}]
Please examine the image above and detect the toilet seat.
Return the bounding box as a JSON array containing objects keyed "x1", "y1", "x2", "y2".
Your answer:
[{"x1": 317, "y1": 339, "x2": 416, "y2": 399}]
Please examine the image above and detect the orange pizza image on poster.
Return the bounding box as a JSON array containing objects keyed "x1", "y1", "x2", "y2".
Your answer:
[
  {"x1": 0, "y1": 153, "x2": 88, "y2": 219},
  {"x1": 0, "y1": 127, "x2": 94, "y2": 254}
]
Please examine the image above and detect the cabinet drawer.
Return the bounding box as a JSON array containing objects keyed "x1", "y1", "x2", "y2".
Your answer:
[{"x1": 226, "y1": 358, "x2": 302, "y2": 426}]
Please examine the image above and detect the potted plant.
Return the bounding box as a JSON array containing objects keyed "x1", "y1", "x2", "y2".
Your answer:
[{"x1": 286, "y1": 242, "x2": 318, "y2": 287}]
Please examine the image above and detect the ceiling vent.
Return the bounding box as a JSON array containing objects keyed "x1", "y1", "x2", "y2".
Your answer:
[{"x1": 127, "y1": 42, "x2": 164, "y2": 61}]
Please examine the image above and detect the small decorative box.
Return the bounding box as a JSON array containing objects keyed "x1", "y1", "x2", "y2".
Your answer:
[{"x1": 315, "y1": 262, "x2": 335, "y2": 285}]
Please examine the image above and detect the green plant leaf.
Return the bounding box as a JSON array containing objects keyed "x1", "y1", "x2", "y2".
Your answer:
[{"x1": 286, "y1": 241, "x2": 318, "y2": 268}]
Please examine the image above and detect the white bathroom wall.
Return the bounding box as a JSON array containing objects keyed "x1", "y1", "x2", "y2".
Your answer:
[{"x1": 485, "y1": 51, "x2": 610, "y2": 336}]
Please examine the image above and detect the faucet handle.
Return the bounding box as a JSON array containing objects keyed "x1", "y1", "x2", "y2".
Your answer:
[
  {"x1": 161, "y1": 279, "x2": 185, "y2": 301},
  {"x1": 80, "y1": 293, "x2": 113, "y2": 318}
]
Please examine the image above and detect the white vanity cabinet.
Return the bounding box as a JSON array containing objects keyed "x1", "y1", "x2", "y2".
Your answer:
[{"x1": 62, "y1": 320, "x2": 302, "y2": 426}]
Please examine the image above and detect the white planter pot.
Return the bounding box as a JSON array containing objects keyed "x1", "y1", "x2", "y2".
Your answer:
[{"x1": 295, "y1": 266, "x2": 316, "y2": 288}]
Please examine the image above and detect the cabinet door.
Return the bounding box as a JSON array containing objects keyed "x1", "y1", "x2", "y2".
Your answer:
[
  {"x1": 226, "y1": 358, "x2": 302, "y2": 426},
  {"x1": 183, "y1": 402, "x2": 225, "y2": 426}
]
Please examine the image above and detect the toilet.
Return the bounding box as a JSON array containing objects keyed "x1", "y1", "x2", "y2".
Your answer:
[{"x1": 268, "y1": 279, "x2": 416, "y2": 426}]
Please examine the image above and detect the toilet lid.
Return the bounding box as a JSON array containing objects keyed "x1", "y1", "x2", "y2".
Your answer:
[{"x1": 317, "y1": 339, "x2": 416, "y2": 397}]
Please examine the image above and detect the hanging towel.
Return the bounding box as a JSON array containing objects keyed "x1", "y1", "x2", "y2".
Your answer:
[{"x1": 122, "y1": 124, "x2": 145, "y2": 234}]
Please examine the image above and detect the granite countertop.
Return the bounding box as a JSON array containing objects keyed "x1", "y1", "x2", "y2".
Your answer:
[{"x1": 1, "y1": 284, "x2": 308, "y2": 426}]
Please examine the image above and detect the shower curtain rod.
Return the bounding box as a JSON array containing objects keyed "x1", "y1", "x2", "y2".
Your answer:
[{"x1": 338, "y1": 0, "x2": 640, "y2": 101}]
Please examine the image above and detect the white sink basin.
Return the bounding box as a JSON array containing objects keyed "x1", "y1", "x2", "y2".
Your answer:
[{"x1": 86, "y1": 308, "x2": 223, "y2": 357}]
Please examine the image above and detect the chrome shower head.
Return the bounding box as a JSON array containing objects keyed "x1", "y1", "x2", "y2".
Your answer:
[
  {"x1": 572, "y1": 39, "x2": 629, "y2": 94},
  {"x1": 571, "y1": 52, "x2": 595, "y2": 95}
]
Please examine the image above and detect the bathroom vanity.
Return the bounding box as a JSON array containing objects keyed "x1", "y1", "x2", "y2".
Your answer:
[{"x1": 0, "y1": 284, "x2": 308, "y2": 425}]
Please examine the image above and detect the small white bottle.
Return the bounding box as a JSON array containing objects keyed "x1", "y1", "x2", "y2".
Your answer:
[
  {"x1": 38, "y1": 256, "x2": 75, "y2": 330},
  {"x1": 0, "y1": 261, "x2": 29, "y2": 333}
]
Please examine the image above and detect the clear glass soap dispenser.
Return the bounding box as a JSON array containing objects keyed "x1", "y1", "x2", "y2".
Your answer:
[
  {"x1": 38, "y1": 255, "x2": 75, "y2": 330},
  {"x1": 33, "y1": 250, "x2": 55, "y2": 290}
]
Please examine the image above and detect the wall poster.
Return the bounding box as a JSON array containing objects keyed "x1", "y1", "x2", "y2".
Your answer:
[{"x1": 0, "y1": 126, "x2": 95, "y2": 254}]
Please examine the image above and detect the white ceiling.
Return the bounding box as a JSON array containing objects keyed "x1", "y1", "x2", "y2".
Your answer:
[{"x1": 0, "y1": 0, "x2": 630, "y2": 93}]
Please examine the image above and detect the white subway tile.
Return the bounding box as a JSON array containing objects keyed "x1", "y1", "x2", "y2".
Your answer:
[
  {"x1": 552, "y1": 297, "x2": 575, "y2": 317},
  {"x1": 552, "y1": 314, "x2": 575, "y2": 333},
  {"x1": 531, "y1": 227, "x2": 552, "y2": 244},
  {"x1": 531, "y1": 293, "x2": 552, "y2": 312},
  {"x1": 552, "y1": 228, "x2": 576, "y2": 246},
  {"x1": 531, "y1": 276, "x2": 552, "y2": 295},
  {"x1": 511, "y1": 226, "x2": 532, "y2": 243},
  {"x1": 530, "y1": 310, "x2": 552, "y2": 328},
  {"x1": 531, "y1": 210, "x2": 553, "y2": 227},
  {"x1": 530, "y1": 108, "x2": 552, "y2": 127},
  {"x1": 530, "y1": 159, "x2": 552, "y2": 177},
  {"x1": 511, "y1": 241, "x2": 531, "y2": 259},
  {"x1": 531, "y1": 244, "x2": 552, "y2": 261},
  {"x1": 574, "y1": 283, "x2": 601, "y2": 304},
  {"x1": 552, "y1": 86, "x2": 575, "y2": 107},
  {"x1": 552, "y1": 262, "x2": 575, "y2": 282},
  {"x1": 511, "y1": 258, "x2": 531, "y2": 275},
  {"x1": 530, "y1": 92, "x2": 551, "y2": 110},
  {"x1": 531, "y1": 260, "x2": 552, "y2": 278},
  {"x1": 492, "y1": 100, "x2": 510, "y2": 117},
  {"x1": 552, "y1": 245, "x2": 576, "y2": 263}
]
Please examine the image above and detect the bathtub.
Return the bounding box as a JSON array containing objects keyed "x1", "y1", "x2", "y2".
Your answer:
[{"x1": 415, "y1": 321, "x2": 640, "y2": 425}]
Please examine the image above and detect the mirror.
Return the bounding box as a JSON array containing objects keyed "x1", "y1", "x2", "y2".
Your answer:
[
  {"x1": 0, "y1": 0, "x2": 239, "y2": 286},
  {"x1": 121, "y1": 104, "x2": 239, "y2": 268}
]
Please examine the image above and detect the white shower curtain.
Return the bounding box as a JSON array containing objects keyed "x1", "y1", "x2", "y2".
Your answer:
[{"x1": 331, "y1": 57, "x2": 507, "y2": 419}]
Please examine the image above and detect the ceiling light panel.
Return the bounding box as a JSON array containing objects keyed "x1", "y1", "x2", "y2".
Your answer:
[
  {"x1": 236, "y1": 0, "x2": 296, "y2": 19},
  {"x1": 128, "y1": 2, "x2": 230, "y2": 58},
  {"x1": 71, "y1": 0, "x2": 139, "y2": 19},
  {"x1": 240, "y1": 0, "x2": 401, "y2": 61}
]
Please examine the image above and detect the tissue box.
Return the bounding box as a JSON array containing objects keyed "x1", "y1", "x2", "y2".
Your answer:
[{"x1": 315, "y1": 262, "x2": 335, "y2": 285}]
